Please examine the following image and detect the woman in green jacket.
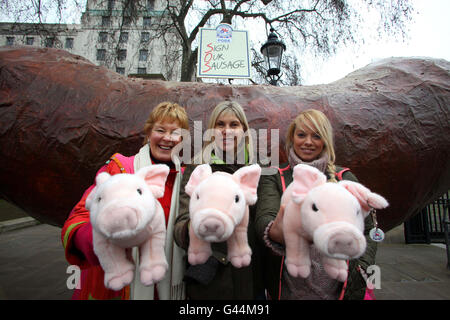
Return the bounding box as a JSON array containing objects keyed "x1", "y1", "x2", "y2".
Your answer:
[
  {"x1": 173, "y1": 101, "x2": 264, "y2": 299},
  {"x1": 255, "y1": 109, "x2": 376, "y2": 300}
]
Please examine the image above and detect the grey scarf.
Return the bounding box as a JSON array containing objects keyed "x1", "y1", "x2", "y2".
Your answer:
[{"x1": 288, "y1": 147, "x2": 328, "y2": 174}]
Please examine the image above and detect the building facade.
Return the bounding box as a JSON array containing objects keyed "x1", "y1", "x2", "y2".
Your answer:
[{"x1": 0, "y1": 0, "x2": 181, "y2": 80}]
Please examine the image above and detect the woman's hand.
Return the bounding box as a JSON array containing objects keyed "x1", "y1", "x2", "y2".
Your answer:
[{"x1": 268, "y1": 204, "x2": 286, "y2": 245}]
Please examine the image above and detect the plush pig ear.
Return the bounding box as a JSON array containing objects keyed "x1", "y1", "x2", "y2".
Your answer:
[
  {"x1": 86, "y1": 172, "x2": 110, "y2": 210},
  {"x1": 291, "y1": 164, "x2": 327, "y2": 204},
  {"x1": 136, "y1": 164, "x2": 170, "y2": 199},
  {"x1": 233, "y1": 164, "x2": 262, "y2": 205},
  {"x1": 339, "y1": 180, "x2": 389, "y2": 215},
  {"x1": 95, "y1": 172, "x2": 111, "y2": 186},
  {"x1": 185, "y1": 164, "x2": 212, "y2": 196}
]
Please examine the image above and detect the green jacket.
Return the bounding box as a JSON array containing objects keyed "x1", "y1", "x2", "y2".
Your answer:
[
  {"x1": 254, "y1": 163, "x2": 377, "y2": 300},
  {"x1": 173, "y1": 164, "x2": 264, "y2": 299}
]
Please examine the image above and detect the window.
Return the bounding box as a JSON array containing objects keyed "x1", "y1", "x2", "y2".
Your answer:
[
  {"x1": 141, "y1": 32, "x2": 150, "y2": 42},
  {"x1": 102, "y1": 16, "x2": 111, "y2": 27},
  {"x1": 26, "y1": 37, "x2": 34, "y2": 45},
  {"x1": 6, "y1": 37, "x2": 14, "y2": 46},
  {"x1": 139, "y1": 50, "x2": 148, "y2": 61},
  {"x1": 99, "y1": 32, "x2": 108, "y2": 43},
  {"x1": 146, "y1": 0, "x2": 155, "y2": 11},
  {"x1": 116, "y1": 67, "x2": 125, "y2": 75},
  {"x1": 65, "y1": 38, "x2": 74, "y2": 49},
  {"x1": 117, "y1": 49, "x2": 127, "y2": 61},
  {"x1": 137, "y1": 68, "x2": 147, "y2": 74},
  {"x1": 119, "y1": 32, "x2": 128, "y2": 43},
  {"x1": 45, "y1": 37, "x2": 55, "y2": 48},
  {"x1": 143, "y1": 17, "x2": 151, "y2": 28},
  {"x1": 123, "y1": 16, "x2": 131, "y2": 26},
  {"x1": 97, "y1": 49, "x2": 106, "y2": 61},
  {"x1": 107, "y1": 0, "x2": 115, "y2": 10}
]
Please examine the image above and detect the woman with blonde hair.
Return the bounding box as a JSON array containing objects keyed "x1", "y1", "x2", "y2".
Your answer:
[
  {"x1": 174, "y1": 100, "x2": 264, "y2": 299},
  {"x1": 195, "y1": 100, "x2": 254, "y2": 165},
  {"x1": 255, "y1": 108, "x2": 377, "y2": 300},
  {"x1": 62, "y1": 101, "x2": 189, "y2": 300},
  {"x1": 284, "y1": 108, "x2": 338, "y2": 182}
]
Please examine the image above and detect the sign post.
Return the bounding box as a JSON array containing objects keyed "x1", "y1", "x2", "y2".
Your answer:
[{"x1": 197, "y1": 24, "x2": 251, "y2": 79}]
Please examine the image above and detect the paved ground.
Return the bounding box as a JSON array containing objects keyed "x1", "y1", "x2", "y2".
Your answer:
[
  {"x1": 375, "y1": 243, "x2": 450, "y2": 299},
  {"x1": 0, "y1": 222, "x2": 449, "y2": 300},
  {"x1": 0, "y1": 223, "x2": 71, "y2": 300}
]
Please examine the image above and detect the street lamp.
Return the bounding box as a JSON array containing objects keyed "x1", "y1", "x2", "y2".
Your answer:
[{"x1": 260, "y1": 28, "x2": 286, "y2": 86}]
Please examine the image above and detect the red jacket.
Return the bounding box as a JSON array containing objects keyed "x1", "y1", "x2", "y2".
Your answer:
[{"x1": 61, "y1": 153, "x2": 177, "y2": 299}]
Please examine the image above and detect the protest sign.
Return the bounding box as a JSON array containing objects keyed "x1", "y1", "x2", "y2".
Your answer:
[{"x1": 197, "y1": 24, "x2": 251, "y2": 79}]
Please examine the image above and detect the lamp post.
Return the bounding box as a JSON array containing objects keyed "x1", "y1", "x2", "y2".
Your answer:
[{"x1": 260, "y1": 28, "x2": 286, "y2": 86}]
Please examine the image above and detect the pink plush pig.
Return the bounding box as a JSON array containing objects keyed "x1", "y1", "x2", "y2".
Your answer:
[
  {"x1": 86, "y1": 165, "x2": 170, "y2": 291},
  {"x1": 185, "y1": 164, "x2": 261, "y2": 268},
  {"x1": 282, "y1": 164, "x2": 388, "y2": 282}
]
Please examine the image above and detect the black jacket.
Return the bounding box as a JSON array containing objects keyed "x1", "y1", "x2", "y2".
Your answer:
[{"x1": 173, "y1": 164, "x2": 265, "y2": 299}]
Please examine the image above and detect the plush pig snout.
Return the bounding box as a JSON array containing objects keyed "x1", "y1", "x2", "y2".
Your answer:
[
  {"x1": 327, "y1": 232, "x2": 361, "y2": 258},
  {"x1": 313, "y1": 222, "x2": 366, "y2": 260},
  {"x1": 198, "y1": 217, "x2": 225, "y2": 238},
  {"x1": 98, "y1": 206, "x2": 139, "y2": 237},
  {"x1": 192, "y1": 209, "x2": 234, "y2": 242}
]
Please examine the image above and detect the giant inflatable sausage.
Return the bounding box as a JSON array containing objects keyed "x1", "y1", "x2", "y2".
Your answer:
[{"x1": 0, "y1": 47, "x2": 449, "y2": 230}]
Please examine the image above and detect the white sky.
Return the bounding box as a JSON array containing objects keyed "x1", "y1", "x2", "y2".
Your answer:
[{"x1": 302, "y1": 0, "x2": 450, "y2": 85}]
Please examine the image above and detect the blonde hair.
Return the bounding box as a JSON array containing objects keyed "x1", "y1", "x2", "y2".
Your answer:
[
  {"x1": 286, "y1": 109, "x2": 337, "y2": 181},
  {"x1": 143, "y1": 101, "x2": 189, "y2": 144},
  {"x1": 196, "y1": 101, "x2": 254, "y2": 164}
]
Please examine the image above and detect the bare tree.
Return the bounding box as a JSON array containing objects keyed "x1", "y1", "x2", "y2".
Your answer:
[
  {"x1": 155, "y1": 0, "x2": 413, "y2": 83},
  {"x1": 1, "y1": 0, "x2": 181, "y2": 80},
  {"x1": 0, "y1": 0, "x2": 84, "y2": 23},
  {"x1": 0, "y1": 0, "x2": 85, "y2": 52}
]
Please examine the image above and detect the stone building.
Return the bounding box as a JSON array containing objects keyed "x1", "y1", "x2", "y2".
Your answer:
[{"x1": 0, "y1": 0, "x2": 180, "y2": 80}]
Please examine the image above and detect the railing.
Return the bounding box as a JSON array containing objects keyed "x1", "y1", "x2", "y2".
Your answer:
[
  {"x1": 404, "y1": 191, "x2": 449, "y2": 244},
  {"x1": 444, "y1": 217, "x2": 450, "y2": 269}
]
